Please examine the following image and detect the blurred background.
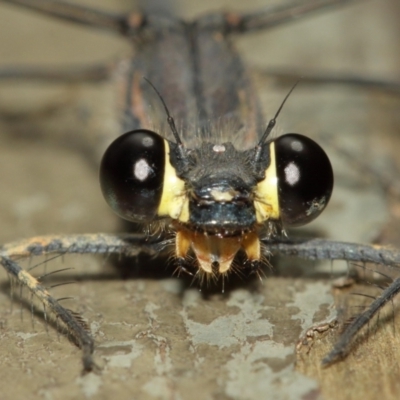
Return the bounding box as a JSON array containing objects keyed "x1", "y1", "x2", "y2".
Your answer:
[{"x1": 0, "y1": 1, "x2": 399, "y2": 399}]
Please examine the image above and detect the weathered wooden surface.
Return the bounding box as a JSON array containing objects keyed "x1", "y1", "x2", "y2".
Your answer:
[{"x1": 0, "y1": 0, "x2": 400, "y2": 399}]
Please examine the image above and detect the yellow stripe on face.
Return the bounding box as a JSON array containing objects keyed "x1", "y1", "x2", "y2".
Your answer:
[
  {"x1": 157, "y1": 141, "x2": 189, "y2": 222},
  {"x1": 254, "y1": 141, "x2": 280, "y2": 223}
]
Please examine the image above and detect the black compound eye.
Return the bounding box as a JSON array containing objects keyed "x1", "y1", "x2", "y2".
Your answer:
[
  {"x1": 100, "y1": 129, "x2": 166, "y2": 222},
  {"x1": 274, "y1": 133, "x2": 334, "y2": 227}
]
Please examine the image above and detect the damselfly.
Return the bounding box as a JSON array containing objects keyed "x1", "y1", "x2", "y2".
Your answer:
[{"x1": 0, "y1": 0, "x2": 400, "y2": 398}]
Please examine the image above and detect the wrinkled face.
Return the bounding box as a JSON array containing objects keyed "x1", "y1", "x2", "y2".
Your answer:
[{"x1": 100, "y1": 128, "x2": 333, "y2": 276}]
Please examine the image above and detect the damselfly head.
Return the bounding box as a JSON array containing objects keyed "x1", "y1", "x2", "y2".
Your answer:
[{"x1": 99, "y1": 87, "x2": 334, "y2": 278}]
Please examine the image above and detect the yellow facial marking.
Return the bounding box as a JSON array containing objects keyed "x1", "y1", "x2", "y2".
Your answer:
[
  {"x1": 254, "y1": 141, "x2": 280, "y2": 223},
  {"x1": 157, "y1": 141, "x2": 187, "y2": 220}
]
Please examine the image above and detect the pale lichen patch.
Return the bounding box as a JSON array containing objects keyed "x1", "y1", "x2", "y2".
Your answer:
[
  {"x1": 223, "y1": 341, "x2": 319, "y2": 399},
  {"x1": 97, "y1": 340, "x2": 143, "y2": 368},
  {"x1": 288, "y1": 281, "x2": 336, "y2": 335},
  {"x1": 180, "y1": 290, "x2": 273, "y2": 348}
]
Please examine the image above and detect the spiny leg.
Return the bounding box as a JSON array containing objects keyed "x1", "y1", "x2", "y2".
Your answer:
[
  {"x1": 2, "y1": 0, "x2": 395, "y2": 105},
  {"x1": 322, "y1": 275, "x2": 400, "y2": 365},
  {"x1": 0, "y1": 233, "x2": 161, "y2": 372},
  {"x1": 0, "y1": 0, "x2": 373, "y2": 91},
  {"x1": 1, "y1": 255, "x2": 97, "y2": 371},
  {"x1": 265, "y1": 237, "x2": 400, "y2": 266},
  {"x1": 1, "y1": 0, "x2": 359, "y2": 35},
  {"x1": 263, "y1": 68, "x2": 400, "y2": 96},
  {"x1": 0, "y1": 63, "x2": 114, "y2": 83},
  {"x1": 2, "y1": 233, "x2": 400, "y2": 370},
  {"x1": 0, "y1": 0, "x2": 130, "y2": 34},
  {"x1": 264, "y1": 236, "x2": 400, "y2": 365},
  {"x1": 0, "y1": 0, "x2": 133, "y2": 84},
  {"x1": 219, "y1": 0, "x2": 358, "y2": 34}
]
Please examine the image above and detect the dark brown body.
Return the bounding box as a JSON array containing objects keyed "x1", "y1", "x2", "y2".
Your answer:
[{"x1": 121, "y1": 13, "x2": 263, "y2": 147}]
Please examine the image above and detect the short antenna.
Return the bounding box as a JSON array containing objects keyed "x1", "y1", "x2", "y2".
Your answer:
[
  {"x1": 143, "y1": 77, "x2": 184, "y2": 146},
  {"x1": 254, "y1": 80, "x2": 300, "y2": 164}
]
